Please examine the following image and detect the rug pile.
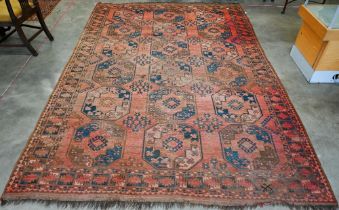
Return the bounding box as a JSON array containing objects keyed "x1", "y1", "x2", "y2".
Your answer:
[{"x1": 1, "y1": 3, "x2": 337, "y2": 209}]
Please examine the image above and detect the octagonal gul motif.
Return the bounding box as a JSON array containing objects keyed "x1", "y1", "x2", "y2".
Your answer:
[
  {"x1": 100, "y1": 38, "x2": 139, "y2": 58},
  {"x1": 143, "y1": 123, "x2": 202, "y2": 170},
  {"x1": 153, "y1": 8, "x2": 185, "y2": 23},
  {"x1": 153, "y1": 22, "x2": 186, "y2": 38},
  {"x1": 151, "y1": 39, "x2": 189, "y2": 61},
  {"x1": 68, "y1": 121, "x2": 126, "y2": 167},
  {"x1": 82, "y1": 87, "x2": 131, "y2": 120},
  {"x1": 112, "y1": 9, "x2": 144, "y2": 26},
  {"x1": 201, "y1": 39, "x2": 238, "y2": 61},
  {"x1": 198, "y1": 23, "x2": 231, "y2": 40},
  {"x1": 212, "y1": 88, "x2": 262, "y2": 123},
  {"x1": 92, "y1": 57, "x2": 135, "y2": 86},
  {"x1": 207, "y1": 61, "x2": 246, "y2": 87},
  {"x1": 107, "y1": 20, "x2": 142, "y2": 40},
  {"x1": 219, "y1": 124, "x2": 279, "y2": 170},
  {"x1": 147, "y1": 88, "x2": 196, "y2": 122},
  {"x1": 149, "y1": 60, "x2": 193, "y2": 87}
]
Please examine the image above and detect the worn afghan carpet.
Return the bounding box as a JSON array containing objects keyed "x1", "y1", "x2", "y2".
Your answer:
[{"x1": 1, "y1": 3, "x2": 337, "y2": 209}]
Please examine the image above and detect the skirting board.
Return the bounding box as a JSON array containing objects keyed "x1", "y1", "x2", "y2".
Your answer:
[{"x1": 290, "y1": 45, "x2": 339, "y2": 84}]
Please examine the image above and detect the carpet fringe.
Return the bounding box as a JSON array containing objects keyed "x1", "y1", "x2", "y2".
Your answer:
[{"x1": 1, "y1": 198, "x2": 338, "y2": 210}]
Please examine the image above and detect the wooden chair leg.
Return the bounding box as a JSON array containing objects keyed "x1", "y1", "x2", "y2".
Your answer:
[
  {"x1": 0, "y1": 26, "x2": 11, "y2": 37},
  {"x1": 0, "y1": 27, "x2": 6, "y2": 37},
  {"x1": 36, "y1": 8, "x2": 54, "y2": 41},
  {"x1": 15, "y1": 24, "x2": 38, "y2": 56},
  {"x1": 281, "y1": 0, "x2": 289, "y2": 14}
]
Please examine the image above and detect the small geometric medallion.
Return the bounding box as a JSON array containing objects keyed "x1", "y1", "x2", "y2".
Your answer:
[
  {"x1": 163, "y1": 97, "x2": 181, "y2": 109},
  {"x1": 163, "y1": 137, "x2": 183, "y2": 152},
  {"x1": 238, "y1": 138, "x2": 257, "y2": 153},
  {"x1": 88, "y1": 136, "x2": 108, "y2": 151}
]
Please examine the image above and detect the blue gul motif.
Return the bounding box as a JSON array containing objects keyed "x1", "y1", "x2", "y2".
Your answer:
[
  {"x1": 177, "y1": 62, "x2": 192, "y2": 72},
  {"x1": 207, "y1": 63, "x2": 219, "y2": 73},
  {"x1": 83, "y1": 103, "x2": 101, "y2": 117},
  {"x1": 174, "y1": 16, "x2": 184, "y2": 22},
  {"x1": 95, "y1": 146, "x2": 123, "y2": 166},
  {"x1": 197, "y1": 23, "x2": 209, "y2": 31},
  {"x1": 176, "y1": 24, "x2": 185, "y2": 30},
  {"x1": 112, "y1": 24, "x2": 121, "y2": 29},
  {"x1": 129, "y1": 31, "x2": 141, "y2": 38},
  {"x1": 174, "y1": 104, "x2": 196, "y2": 121},
  {"x1": 73, "y1": 123, "x2": 100, "y2": 142},
  {"x1": 97, "y1": 60, "x2": 115, "y2": 70},
  {"x1": 177, "y1": 41, "x2": 188, "y2": 49},
  {"x1": 212, "y1": 89, "x2": 262, "y2": 123},
  {"x1": 102, "y1": 49, "x2": 113, "y2": 57},
  {"x1": 148, "y1": 88, "x2": 196, "y2": 121},
  {"x1": 154, "y1": 9, "x2": 166, "y2": 15},
  {"x1": 203, "y1": 51, "x2": 215, "y2": 59},
  {"x1": 117, "y1": 88, "x2": 131, "y2": 100},
  {"x1": 113, "y1": 15, "x2": 123, "y2": 22},
  {"x1": 238, "y1": 91, "x2": 256, "y2": 104},
  {"x1": 153, "y1": 32, "x2": 163, "y2": 37},
  {"x1": 234, "y1": 76, "x2": 247, "y2": 86},
  {"x1": 128, "y1": 41, "x2": 138, "y2": 48},
  {"x1": 151, "y1": 51, "x2": 166, "y2": 60},
  {"x1": 224, "y1": 147, "x2": 249, "y2": 169},
  {"x1": 179, "y1": 124, "x2": 199, "y2": 142},
  {"x1": 150, "y1": 75, "x2": 163, "y2": 85},
  {"x1": 149, "y1": 88, "x2": 170, "y2": 102},
  {"x1": 221, "y1": 32, "x2": 232, "y2": 40},
  {"x1": 143, "y1": 123, "x2": 202, "y2": 170},
  {"x1": 247, "y1": 126, "x2": 272, "y2": 143},
  {"x1": 144, "y1": 147, "x2": 168, "y2": 168}
]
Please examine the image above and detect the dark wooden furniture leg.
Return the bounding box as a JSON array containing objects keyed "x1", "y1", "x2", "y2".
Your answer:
[
  {"x1": 0, "y1": 27, "x2": 5, "y2": 37},
  {"x1": 36, "y1": 4, "x2": 54, "y2": 41},
  {"x1": 281, "y1": 0, "x2": 298, "y2": 14},
  {"x1": 15, "y1": 23, "x2": 38, "y2": 56},
  {"x1": 281, "y1": 0, "x2": 327, "y2": 14},
  {"x1": 282, "y1": 0, "x2": 289, "y2": 14},
  {"x1": 0, "y1": 26, "x2": 11, "y2": 37}
]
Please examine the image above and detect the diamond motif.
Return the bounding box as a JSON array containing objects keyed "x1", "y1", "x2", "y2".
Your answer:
[
  {"x1": 227, "y1": 99, "x2": 244, "y2": 110},
  {"x1": 123, "y1": 112, "x2": 151, "y2": 132},
  {"x1": 163, "y1": 137, "x2": 183, "y2": 152},
  {"x1": 163, "y1": 97, "x2": 181, "y2": 109},
  {"x1": 238, "y1": 138, "x2": 257, "y2": 153},
  {"x1": 88, "y1": 136, "x2": 108, "y2": 151},
  {"x1": 164, "y1": 46, "x2": 177, "y2": 54}
]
